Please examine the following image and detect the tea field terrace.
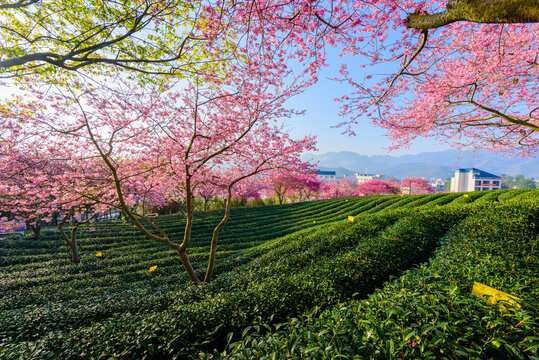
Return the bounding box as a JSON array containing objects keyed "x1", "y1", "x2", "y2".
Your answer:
[{"x1": 0, "y1": 189, "x2": 536, "y2": 359}]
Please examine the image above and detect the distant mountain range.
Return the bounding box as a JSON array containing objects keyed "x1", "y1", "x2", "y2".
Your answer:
[{"x1": 302, "y1": 150, "x2": 539, "y2": 180}]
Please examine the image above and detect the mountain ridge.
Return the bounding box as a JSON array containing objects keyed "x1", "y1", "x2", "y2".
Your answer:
[{"x1": 302, "y1": 150, "x2": 538, "y2": 179}]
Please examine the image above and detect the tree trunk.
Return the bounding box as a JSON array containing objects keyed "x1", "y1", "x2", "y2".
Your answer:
[
  {"x1": 69, "y1": 225, "x2": 80, "y2": 264},
  {"x1": 177, "y1": 248, "x2": 200, "y2": 284},
  {"x1": 276, "y1": 190, "x2": 285, "y2": 205},
  {"x1": 28, "y1": 221, "x2": 42, "y2": 240},
  {"x1": 204, "y1": 187, "x2": 232, "y2": 282},
  {"x1": 58, "y1": 216, "x2": 81, "y2": 265},
  {"x1": 180, "y1": 177, "x2": 201, "y2": 284}
]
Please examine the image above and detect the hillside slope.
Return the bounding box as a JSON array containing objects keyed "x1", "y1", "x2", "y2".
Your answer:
[{"x1": 0, "y1": 189, "x2": 537, "y2": 359}]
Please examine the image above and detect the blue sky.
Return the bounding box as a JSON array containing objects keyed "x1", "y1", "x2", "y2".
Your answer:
[
  {"x1": 284, "y1": 46, "x2": 453, "y2": 157},
  {"x1": 286, "y1": 75, "x2": 453, "y2": 156}
]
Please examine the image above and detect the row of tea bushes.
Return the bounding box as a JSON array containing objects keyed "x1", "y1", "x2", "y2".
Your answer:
[
  {"x1": 215, "y1": 199, "x2": 538, "y2": 359},
  {"x1": 1, "y1": 190, "x2": 535, "y2": 359},
  {"x1": 1, "y1": 192, "x2": 470, "y2": 298},
  {"x1": 0, "y1": 204, "x2": 473, "y2": 359}
]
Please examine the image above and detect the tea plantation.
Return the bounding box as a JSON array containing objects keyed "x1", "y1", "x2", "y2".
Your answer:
[{"x1": 0, "y1": 189, "x2": 537, "y2": 359}]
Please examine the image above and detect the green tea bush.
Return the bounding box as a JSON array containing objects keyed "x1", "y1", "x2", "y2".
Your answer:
[
  {"x1": 1, "y1": 206, "x2": 466, "y2": 359},
  {"x1": 2, "y1": 191, "x2": 536, "y2": 359},
  {"x1": 217, "y1": 201, "x2": 538, "y2": 359}
]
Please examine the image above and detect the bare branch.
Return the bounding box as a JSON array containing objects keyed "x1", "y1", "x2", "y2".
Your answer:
[
  {"x1": 375, "y1": 29, "x2": 428, "y2": 104},
  {"x1": 0, "y1": 0, "x2": 39, "y2": 10}
]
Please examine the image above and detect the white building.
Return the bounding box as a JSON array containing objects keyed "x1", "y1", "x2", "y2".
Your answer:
[
  {"x1": 450, "y1": 168, "x2": 502, "y2": 192},
  {"x1": 354, "y1": 173, "x2": 385, "y2": 185},
  {"x1": 316, "y1": 170, "x2": 337, "y2": 182}
]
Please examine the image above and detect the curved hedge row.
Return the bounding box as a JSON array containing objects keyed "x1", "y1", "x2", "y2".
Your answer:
[{"x1": 216, "y1": 199, "x2": 539, "y2": 359}]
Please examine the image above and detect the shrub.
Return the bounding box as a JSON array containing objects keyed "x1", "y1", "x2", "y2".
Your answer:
[{"x1": 217, "y1": 202, "x2": 538, "y2": 359}]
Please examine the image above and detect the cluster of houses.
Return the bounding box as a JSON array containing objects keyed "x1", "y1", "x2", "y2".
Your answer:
[{"x1": 316, "y1": 168, "x2": 504, "y2": 193}]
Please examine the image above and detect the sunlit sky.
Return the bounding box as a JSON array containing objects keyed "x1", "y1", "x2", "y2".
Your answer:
[
  {"x1": 286, "y1": 77, "x2": 453, "y2": 156},
  {"x1": 283, "y1": 46, "x2": 453, "y2": 157}
]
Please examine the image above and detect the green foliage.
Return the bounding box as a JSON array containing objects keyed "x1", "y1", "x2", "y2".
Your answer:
[
  {"x1": 443, "y1": 177, "x2": 451, "y2": 192},
  {"x1": 0, "y1": 190, "x2": 537, "y2": 359},
  {"x1": 0, "y1": 0, "x2": 233, "y2": 88},
  {"x1": 501, "y1": 174, "x2": 537, "y2": 189},
  {"x1": 217, "y1": 199, "x2": 539, "y2": 359}
]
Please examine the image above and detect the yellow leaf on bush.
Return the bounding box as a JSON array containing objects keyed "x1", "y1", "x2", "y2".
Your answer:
[
  {"x1": 348, "y1": 216, "x2": 354, "y2": 222},
  {"x1": 95, "y1": 252, "x2": 102, "y2": 257},
  {"x1": 149, "y1": 265, "x2": 157, "y2": 272},
  {"x1": 472, "y1": 282, "x2": 520, "y2": 309},
  {"x1": 313, "y1": 220, "x2": 316, "y2": 224},
  {"x1": 464, "y1": 194, "x2": 469, "y2": 198}
]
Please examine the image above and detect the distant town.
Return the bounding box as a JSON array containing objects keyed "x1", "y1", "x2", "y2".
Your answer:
[{"x1": 316, "y1": 168, "x2": 537, "y2": 193}]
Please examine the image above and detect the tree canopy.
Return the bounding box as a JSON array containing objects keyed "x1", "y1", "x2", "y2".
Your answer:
[
  {"x1": 1, "y1": 0, "x2": 537, "y2": 162},
  {"x1": 0, "y1": 0, "x2": 235, "y2": 85}
]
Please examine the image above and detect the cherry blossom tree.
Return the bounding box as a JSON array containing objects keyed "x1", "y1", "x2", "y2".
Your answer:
[
  {"x1": 292, "y1": 174, "x2": 323, "y2": 202},
  {"x1": 328, "y1": 2, "x2": 538, "y2": 156},
  {"x1": 150, "y1": 78, "x2": 316, "y2": 282},
  {"x1": 322, "y1": 178, "x2": 358, "y2": 199},
  {"x1": 55, "y1": 157, "x2": 168, "y2": 264},
  {"x1": 0, "y1": 150, "x2": 56, "y2": 240},
  {"x1": 8, "y1": 63, "x2": 316, "y2": 282},
  {"x1": 232, "y1": 176, "x2": 266, "y2": 206},
  {"x1": 0, "y1": 148, "x2": 99, "y2": 262},
  {"x1": 358, "y1": 179, "x2": 400, "y2": 196},
  {"x1": 267, "y1": 173, "x2": 303, "y2": 205},
  {"x1": 195, "y1": 178, "x2": 225, "y2": 212},
  {"x1": 265, "y1": 172, "x2": 321, "y2": 203},
  {"x1": 400, "y1": 178, "x2": 437, "y2": 195}
]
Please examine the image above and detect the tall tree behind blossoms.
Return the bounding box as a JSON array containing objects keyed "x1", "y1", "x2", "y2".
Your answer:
[
  {"x1": 358, "y1": 179, "x2": 400, "y2": 196},
  {"x1": 400, "y1": 178, "x2": 437, "y2": 195}
]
